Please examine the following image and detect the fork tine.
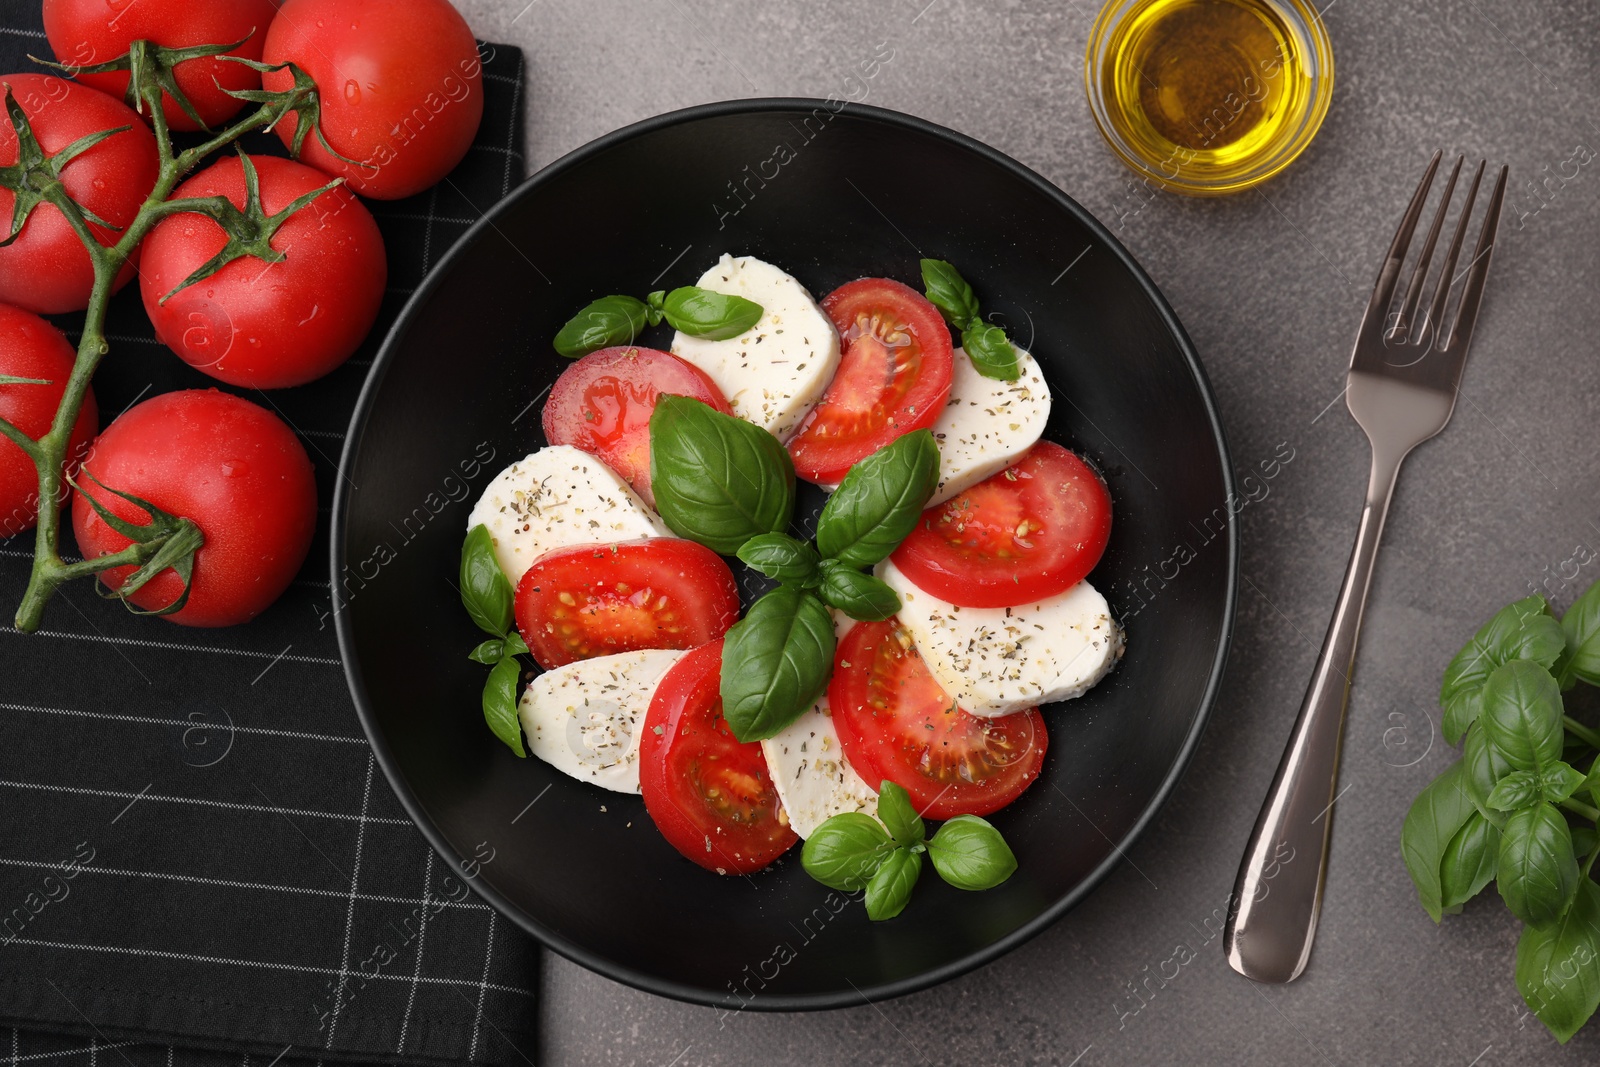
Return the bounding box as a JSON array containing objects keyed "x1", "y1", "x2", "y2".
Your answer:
[
  {"x1": 1421, "y1": 159, "x2": 1485, "y2": 349},
  {"x1": 1443, "y1": 163, "x2": 1508, "y2": 353},
  {"x1": 1391, "y1": 155, "x2": 1462, "y2": 342},
  {"x1": 1363, "y1": 150, "x2": 1442, "y2": 329}
]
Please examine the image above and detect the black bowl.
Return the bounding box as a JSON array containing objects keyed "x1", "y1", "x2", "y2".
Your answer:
[{"x1": 333, "y1": 99, "x2": 1236, "y2": 1010}]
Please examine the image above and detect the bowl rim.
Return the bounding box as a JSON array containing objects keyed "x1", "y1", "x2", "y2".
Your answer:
[{"x1": 331, "y1": 96, "x2": 1239, "y2": 1012}]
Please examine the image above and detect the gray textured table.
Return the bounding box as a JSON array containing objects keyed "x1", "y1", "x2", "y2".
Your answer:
[{"x1": 453, "y1": 1, "x2": 1600, "y2": 1062}]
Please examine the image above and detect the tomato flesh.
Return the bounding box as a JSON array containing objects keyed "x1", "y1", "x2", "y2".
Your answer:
[
  {"x1": 542, "y1": 347, "x2": 730, "y2": 507},
  {"x1": 639, "y1": 641, "x2": 798, "y2": 874},
  {"x1": 891, "y1": 441, "x2": 1112, "y2": 609},
  {"x1": 830, "y1": 620, "x2": 1047, "y2": 818},
  {"x1": 786, "y1": 278, "x2": 953, "y2": 485},
  {"x1": 0, "y1": 304, "x2": 98, "y2": 538}
]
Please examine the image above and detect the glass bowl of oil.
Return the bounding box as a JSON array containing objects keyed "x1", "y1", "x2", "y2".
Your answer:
[{"x1": 1085, "y1": 0, "x2": 1334, "y2": 195}]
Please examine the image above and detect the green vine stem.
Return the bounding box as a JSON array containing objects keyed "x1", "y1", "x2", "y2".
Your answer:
[{"x1": 1564, "y1": 714, "x2": 1600, "y2": 751}]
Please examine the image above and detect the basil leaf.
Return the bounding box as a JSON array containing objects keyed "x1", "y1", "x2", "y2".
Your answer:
[
  {"x1": 468, "y1": 638, "x2": 505, "y2": 665},
  {"x1": 961, "y1": 323, "x2": 1021, "y2": 381},
  {"x1": 1463, "y1": 721, "x2": 1515, "y2": 827},
  {"x1": 817, "y1": 561, "x2": 900, "y2": 622},
  {"x1": 720, "y1": 586, "x2": 835, "y2": 742},
  {"x1": 864, "y1": 846, "x2": 922, "y2": 921},
  {"x1": 482, "y1": 653, "x2": 526, "y2": 758},
  {"x1": 1559, "y1": 580, "x2": 1600, "y2": 688},
  {"x1": 1516, "y1": 878, "x2": 1600, "y2": 1044},
  {"x1": 926, "y1": 814, "x2": 1018, "y2": 891},
  {"x1": 1440, "y1": 812, "x2": 1501, "y2": 909},
  {"x1": 1541, "y1": 761, "x2": 1589, "y2": 804},
  {"x1": 801, "y1": 812, "x2": 893, "y2": 891},
  {"x1": 1487, "y1": 770, "x2": 1542, "y2": 812},
  {"x1": 460, "y1": 525, "x2": 514, "y2": 637},
  {"x1": 502, "y1": 632, "x2": 529, "y2": 658},
  {"x1": 1441, "y1": 596, "x2": 1565, "y2": 744},
  {"x1": 1481, "y1": 660, "x2": 1566, "y2": 772},
  {"x1": 920, "y1": 258, "x2": 980, "y2": 329},
  {"x1": 553, "y1": 294, "x2": 648, "y2": 358},
  {"x1": 662, "y1": 286, "x2": 763, "y2": 340},
  {"x1": 1497, "y1": 802, "x2": 1579, "y2": 926},
  {"x1": 1401, "y1": 762, "x2": 1478, "y2": 922},
  {"x1": 875, "y1": 780, "x2": 924, "y2": 848},
  {"x1": 737, "y1": 533, "x2": 821, "y2": 586},
  {"x1": 645, "y1": 289, "x2": 667, "y2": 327},
  {"x1": 815, "y1": 430, "x2": 940, "y2": 569},
  {"x1": 650, "y1": 395, "x2": 795, "y2": 555}
]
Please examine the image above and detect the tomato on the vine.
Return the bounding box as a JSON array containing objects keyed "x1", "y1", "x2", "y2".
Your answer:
[{"x1": 0, "y1": 304, "x2": 98, "y2": 539}]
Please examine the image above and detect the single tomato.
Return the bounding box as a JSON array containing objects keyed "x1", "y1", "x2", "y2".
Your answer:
[
  {"x1": 639, "y1": 640, "x2": 798, "y2": 874},
  {"x1": 261, "y1": 0, "x2": 484, "y2": 200},
  {"x1": 71, "y1": 389, "x2": 316, "y2": 627},
  {"x1": 830, "y1": 619, "x2": 1047, "y2": 818},
  {"x1": 891, "y1": 441, "x2": 1112, "y2": 609},
  {"x1": 0, "y1": 74, "x2": 158, "y2": 314},
  {"x1": 786, "y1": 277, "x2": 953, "y2": 485},
  {"x1": 0, "y1": 304, "x2": 98, "y2": 538},
  {"x1": 542, "y1": 346, "x2": 731, "y2": 507},
  {"x1": 139, "y1": 154, "x2": 386, "y2": 388}
]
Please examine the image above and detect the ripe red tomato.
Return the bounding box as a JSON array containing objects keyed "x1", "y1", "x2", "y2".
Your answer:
[
  {"x1": 891, "y1": 442, "x2": 1112, "y2": 609},
  {"x1": 830, "y1": 619, "x2": 1047, "y2": 818},
  {"x1": 0, "y1": 75, "x2": 157, "y2": 314},
  {"x1": 42, "y1": 0, "x2": 279, "y2": 132},
  {"x1": 639, "y1": 640, "x2": 798, "y2": 874},
  {"x1": 513, "y1": 538, "x2": 740, "y2": 669},
  {"x1": 261, "y1": 0, "x2": 484, "y2": 200},
  {"x1": 786, "y1": 278, "x2": 953, "y2": 485},
  {"x1": 0, "y1": 304, "x2": 98, "y2": 538},
  {"x1": 542, "y1": 347, "x2": 731, "y2": 508},
  {"x1": 71, "y1": 389, "x2": 316, "y2": 627},
  {"x1": 139, "y1": 155, "x2": 386, "y2": 388}
]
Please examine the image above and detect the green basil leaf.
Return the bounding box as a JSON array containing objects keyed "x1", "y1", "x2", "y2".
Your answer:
[
  {"x1": 468, "y1": 638, "x2": 505, "y2": 665},
  {"x1": 801, "y1": 811, "x2": 894, "y2": 891},
  {"x1": 815, "y1": 430, "x2": 940, "y2": 568},
  {"x1": 1541, "y1": 761, "x2": 1589, "y2": 804},
  {"x1": 1481, "y1": 660, "x2": 1566, "y2": 772},
  {"x1": 960, "y1": 322, "x2": 1021, "y2": 381},
  {"x1": 650, "y1": 395, "x2": 795, "y2": 555},
  {"x1": 720, "y1": 586, "x2": 835, "y2": 742},
  {"x1": 864, "y1": 846, "x2": 922, "y2": 921},
  {"x1": 737, "y1": 532, "x2": 821, "y2": 586},
  {"x1": 817, "y1": 561, "x2": 900, "y2": 622},
  {"x1": 661, "y1": 286, "x2": 763, "y2": 340},
  {"x1": 645, "y1": 289, "x2": 667, "y2": 327},
  {"x1": 1442, "y1": 689, "x2": 1485, "y2": 751},
  {"x1": 1441, "y1": 596, "x2": 1565, "y2": 744},
  {"x1": 875, "y1": 780, "x2": 924, "y2": 848},
  {"x1": 1401, "y1": 762, "x2": 1478, "y2": 922},
  {"x1": 1559, "y1": 580, "x2": 1600, "y2": 688},
  {"x1": 553, "y1": 294, "x2": 648, "y2": 358},
  {"x1": 1463, "y1": 721, "x2": 1515, "y2": 827},
  {"x1": 1516, "y1": 878, "x2": 1600, "y2": 1044},
  {"x1": 926, "y1": 814, "x2": 1018, "y2": 891},
  {"x1": 1440, "y1": 812, "x2": 1501, "y2": 909},
  {"x1": 1487, "y1": 770, "x2": 1543, "y2": 812},
  {"x1": 502, "y1": 632, "x2": 529, "y2": 658},
  {"x1": 920, "y1": 258, "x2": 980, "y2": 329},
  {"x1": 1572, "y1": 825, "x2": 1599, "y2": 858},
  {"x1": 1497, "y1": 802, "x2": 1579, "y2": 926},
  {"x1": 460, "y1": 524, "x2": 514, "y2": 637},
  {"x1": 482, "y1": 653, "x2": 526, "y2": 758}
]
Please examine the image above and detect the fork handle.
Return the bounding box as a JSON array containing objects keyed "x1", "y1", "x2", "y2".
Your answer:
[{"x1": 1222, "y1": 444, "x2": 1405, "y2": 983}]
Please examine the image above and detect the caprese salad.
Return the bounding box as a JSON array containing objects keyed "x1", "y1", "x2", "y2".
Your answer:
[{"x1": 457, "y1": 253, "x2": 1123, "y2": 919}]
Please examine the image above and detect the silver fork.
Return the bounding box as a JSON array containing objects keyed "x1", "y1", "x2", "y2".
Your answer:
[{"x1": 1222, "y1": 152, "x2": 1509, "y2": 984}]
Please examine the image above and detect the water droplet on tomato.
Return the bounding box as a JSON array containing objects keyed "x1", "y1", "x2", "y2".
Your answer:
[
  {"x1": 343, "y1": 80, "x2": 360, "y2": 104},
  {"x1": 220, "y1": 459, "x2": 247, "y2": 478}
]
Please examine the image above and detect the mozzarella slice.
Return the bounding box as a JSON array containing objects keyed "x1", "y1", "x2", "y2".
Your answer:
[
  {"x1": 518, "y1": 649, "x2": 686, "y2": 793},
  {"x1": 879, "y1": 559, "x2": 1124, "y2": 717},
  {"x1": 927, "y1": 345, "x2": 1051, "y2": 507},
  {"x1": 760, "y1": 698, "x2": 878, "y2": 838},
  {"x1": 467, "y1": 445, "x2": 668, "y2": 585},
  {"x1": 670, "y1": 254, "x2": 840, "y2": 440}
]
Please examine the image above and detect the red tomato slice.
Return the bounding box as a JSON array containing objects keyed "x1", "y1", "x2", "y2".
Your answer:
[
  {"x1": 891, "y1": 441, "x2": 1112, "y2": 609},
  {"x1": 830, "y1": 619, "x2": 1047, "y2": 818},
  {"x1": 639, "y1": 640, "x2": 798, "y2": 874},
  {"x1": 542, "y1": 346, "x2": 731, "y2": 508},
  {"x1": 513, "y1": 538, "x2": 739, "y2": 669},
  {"x1": 786, "y1": 278, "x2": 953, "y2": 485}
]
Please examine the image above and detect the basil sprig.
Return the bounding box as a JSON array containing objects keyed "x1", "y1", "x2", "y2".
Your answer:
[
  {"x1": 920, "y1": 258, "x2": 1020, "y2": 381},
  {"x1": 460, "y1": 525, "x2": 528, "y2": 757},
  {"x1": 553, "y1": 285, "x2": 763, "y2": 358},
  {"x1": 802, "y1": 781, "x2": 1017, "y2": 920}
]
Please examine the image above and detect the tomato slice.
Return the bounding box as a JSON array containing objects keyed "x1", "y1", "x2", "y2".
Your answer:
[
  {"x1": 830, "y1": 620, "x2": 1047, "y2": 818},
  {"x1": 786, "y1": 278, "x2": 953, "y2": 485},
  {"x1": 639, "y1": 640, "x2": 798, "y2": 874},
  {"x1": 513, "y1": 539, "x2": 740, "y2": 669},
  {"x1": 542, "y1": 346, "x2": 731, "y2": 507},
  {"x1": 891, "y1": 441, "x2": 1112, "y2": 609}
]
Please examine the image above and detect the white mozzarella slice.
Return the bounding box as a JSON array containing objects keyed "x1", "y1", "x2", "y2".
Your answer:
[
  {"x1": 669, "y1": 254, "x2": 840, "y2": 440},
  {"x1": 926, "y1": 345, "x2": 1051, "y2": 507},
  {"x1": 760, "y1": 698, "x2": 878, "y2": 838},
  {"x1": 518, "y1": 649, "x2": 686, "y2": 793},
  {"x1": 830, "y1": 607, "x2": 858, "y2": 644},
  {"x1": 467, "y1": 445, "x2": 668, "y2": 585},
  {"x1": 879, "y1": 560, "x2": 1124, "y2": 717}
]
